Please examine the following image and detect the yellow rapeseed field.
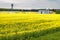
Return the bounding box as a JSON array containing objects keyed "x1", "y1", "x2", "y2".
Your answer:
[{"x1": 0, "y1": 11, "x2": 60, "y2": 40}]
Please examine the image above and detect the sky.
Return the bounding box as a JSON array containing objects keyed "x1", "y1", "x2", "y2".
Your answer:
[{"x1": 0, "y1": 0, "x2": 60, "y2": 9}]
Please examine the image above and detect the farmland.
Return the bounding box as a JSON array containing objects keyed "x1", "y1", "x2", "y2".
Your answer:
[{"x1": 0, "y1": 12, "x2": 60, "y2": 40}]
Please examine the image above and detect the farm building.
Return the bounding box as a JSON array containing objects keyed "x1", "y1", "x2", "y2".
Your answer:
[
  {"x1": 38, "y1": 9, "x2": 50, "y2": 14},
  {"x1": 38, "y1": 9, "x2": 56, "y2": 14}
]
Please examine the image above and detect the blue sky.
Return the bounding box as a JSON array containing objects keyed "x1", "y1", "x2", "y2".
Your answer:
[{"x1": 0, "y1": 0, "x2": 60, "y2": 9}]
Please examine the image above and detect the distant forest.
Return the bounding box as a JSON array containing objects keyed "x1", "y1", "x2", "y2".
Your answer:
[
  {"x1": 0, "y1": 8, "x2": 38, "y2": 12},
  {"x1": 56, "y1": 9, "x2": 60, "y2": 14},
  {"x1": 0, "y1": 8, "x2": 60, "y2": 14}
]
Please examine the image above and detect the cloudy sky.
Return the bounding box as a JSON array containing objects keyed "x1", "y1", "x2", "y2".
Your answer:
[{"x1": 0, "y1": 0, "x2": 60, "y2": 9}]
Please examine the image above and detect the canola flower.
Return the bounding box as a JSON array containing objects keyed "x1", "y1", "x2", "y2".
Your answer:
[{"x1": 0, "y1": 11, "x2": 60, "y2": 37}]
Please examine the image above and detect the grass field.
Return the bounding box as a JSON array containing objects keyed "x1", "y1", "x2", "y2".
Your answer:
[{"x1": 0, "y1": 12, "x2": 60, "y2": 40}]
